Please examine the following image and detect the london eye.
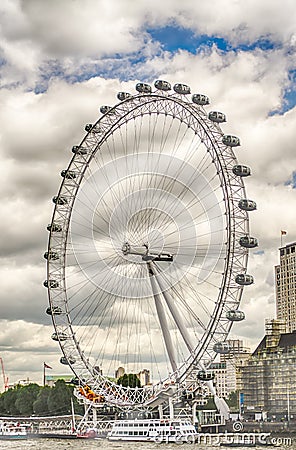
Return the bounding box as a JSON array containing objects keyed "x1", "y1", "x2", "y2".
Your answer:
[{"x1": 44, "y1": 80, "x2": 256, "y2": 411}]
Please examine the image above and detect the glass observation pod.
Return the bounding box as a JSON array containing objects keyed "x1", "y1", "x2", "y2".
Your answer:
[
  {"x1": 226, "y1": 310, "x2": 245, "y2": 322},
  {"x1": 235, "y1": 273, "x2": 254, "y2": 286},
  {"x1": 47, "y1": 222, "x2": 62, "y2": 232},
  {"x1": 60, "y1": 356, "x2": 76, "y2": 365},
  {"x1": 238, "y1": 199, "x2": 257, "y2": 211},
  {"x1": 192, "y1": 93, "x2": 210, "y2": 105},
  {"x1": 44, "y1": 251, "x2": 59, "y2": 261},
  {"x1": 85, "y1": 123, "x2": 93, "y2": 132},
  {"x1": 61, "y1": 170, "x2": 77, "y2": 179},
  {"x1": 239, "y1": 236, "x2": 258, "y2": 248},
  {"x1": 72, "y1": 145, "x2": 89, "y2": 155},
  {"x1": 136, "y1": 83, "x2": 152, "y2": 94},
  {"x1": 154, "y1": 79, "x2": 171, "y2": 91},
  {"x1": 222, "y1": 135, "x2": 240, "y2": 147},
  {"x1": 51, "y1": 332, "x2": 68, "y2": 342},
  {"x1": 100, "y1": 105, "x2": 112, "y2": 114},
  {"x1": 173, "y1": 83, "x2": 191, "y2": 95},
  {"x1": 208, "y1": 111, "x2": 226, "y2": 123},
  {"x1": 117, "y1": 92, "x2": 131, "y2": 101},
  {"x1": 46, "y1": 306, "x2": 63, "y2": 316},
  {"x1": 84, "y1": 123, "x2": 103, "y2": 133},
  {"x1": 213, "y1": 342, "x2": 231, "y2": 354},
  {"x1": 52, "y1": 195, "x2": 68, "y2": 206},
  {"x1": 232, "y1": 165, "x2": 251, "y2": 177},
  {"x1": 43, "y1": 280, "x2": 59, "y2": 288},
  {"x1": 197, "y1": 370, "x2": 215, "y2": 381}
]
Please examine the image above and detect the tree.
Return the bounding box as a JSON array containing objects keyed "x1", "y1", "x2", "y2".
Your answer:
[
  {"x1": 227, "y1": 391, "x2": 238, "y2": 409},
  {"x1": 3, "y1": 386, "x2": 21, "y2": 416},
  {"x1": 0, "y1": 380, "x2": 84, "y2": 417},
  {"x1": 47, "y1": 379, "x2": 72, "y2": 415},
  {"x1": 33, "y1": 385, "x2": 51, "y2": 415},
  {"x1": 117, "y1": 373, "x2": 141, "y2": 388},
  {"x1": 15, "y1": 384, "x2": 41, "y2": 416}
]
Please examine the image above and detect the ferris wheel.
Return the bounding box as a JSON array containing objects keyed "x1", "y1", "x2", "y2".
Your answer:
[{"x1": 44, "y1": 79, "x2": 257, "y2": 408}]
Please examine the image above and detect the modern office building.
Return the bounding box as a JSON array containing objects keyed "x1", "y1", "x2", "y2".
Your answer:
[
  {"x1": 137, "y1": 369, "x2": 150, "y2": 386},
  {"x1": 210, "y1": 361, "x2": 235, "y2": 399},
  {"x1": 222, "y1": 339, "x2": 251, "y2": 394},
  {"x1": 275, "y1": 242, "x2": 296, "y2": 333},
  {"x1": 209, "y1": 340, "x2": 251, "y2": 398}
]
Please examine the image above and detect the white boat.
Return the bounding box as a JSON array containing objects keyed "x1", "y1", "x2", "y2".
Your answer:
[
  {"x1": 0, "y1": 421, "x2": 28, "y2": 440},
  {"x1": 108, "y1": 418, "x2": 197, "y2": 443}
]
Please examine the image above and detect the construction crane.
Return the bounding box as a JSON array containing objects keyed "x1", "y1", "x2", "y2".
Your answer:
[{"x1": 0, "y1": 357, "x2": 9, "y2": 391}]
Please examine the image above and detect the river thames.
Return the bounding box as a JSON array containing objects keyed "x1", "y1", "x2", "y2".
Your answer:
[{"x1": 0, "y1": 437, "x2": 295, "y2": 450}]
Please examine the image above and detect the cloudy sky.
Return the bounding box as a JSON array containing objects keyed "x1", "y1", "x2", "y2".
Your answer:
[{"x1": 0, "y1": 0, "x2": 296, "y2": 387}]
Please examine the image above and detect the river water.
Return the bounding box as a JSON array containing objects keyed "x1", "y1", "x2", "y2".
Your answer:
[{"x1": 0, "y1": 437, "x2": 295, "y2": 450}]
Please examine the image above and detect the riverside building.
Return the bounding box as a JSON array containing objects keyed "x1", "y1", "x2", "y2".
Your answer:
[
  {"x1": 241, "y1": 319, "x2": 296, "y2": 418},
  {"x1": 275, "y1": 241, "x2": 296, "y2": 333}
]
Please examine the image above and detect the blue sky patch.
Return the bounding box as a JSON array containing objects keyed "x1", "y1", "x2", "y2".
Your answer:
[
  {"x1": 270, "y1": 69, "x2": 296, "y2": 115},
  {"x1": 148, "y1": 26, "x2": 229, "y2": 53},
  {"x1": 148, "y1": 25, "x2": 278, "y2": 54},
  {"x1": 282, "y1": 70, "x2": 296, "y2": 112},
  {"x1": 284, "y1": 171, "x2": 296, "y2": 188}
]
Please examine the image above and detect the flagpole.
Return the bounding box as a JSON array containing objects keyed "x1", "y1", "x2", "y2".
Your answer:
[
  {"x1": 43, "y1": 363, "x2": 45, "y2": 387},
  {"x1": 280, "y1": 230, "x2": 287, "y2": 248}
]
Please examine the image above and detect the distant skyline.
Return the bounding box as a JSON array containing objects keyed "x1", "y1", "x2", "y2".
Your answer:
[{"x1": 0, "y1": 0, "x2": 296, "y2": 385}]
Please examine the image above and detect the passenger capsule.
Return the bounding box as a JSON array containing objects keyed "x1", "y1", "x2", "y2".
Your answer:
[
  {"x1": 51, "y1": 332, "x2": 68, "y2": 341},
  {"x1": 53, "y1": 196, "x2": 68, "y2": 206},
  {"x1": 232, "y1": 165, "x2": 251, "y2": 177},
  {"x1": 43, "y1": 280, "x2": 59, "y2": 288},
  {"x1": 213, "y1": 342, "x2": 231, "y2": 354},
  {"x1": 208, "y1": 111, "x2": 226, "y2": 123},
  {"x1": 192, "y1": 94, "x2": 210, "y2": 105},
  {"x1": 46, "y1": 306, "x2": 62, "y2": 315},
  {"x1": 238, "y1": 199, "x2": 257, "y2": 211},
  {"x1": 235, "y1": 274, "x2": 254, "y2": 286},
  {"x1": 47, "y1": 222, "x2": 62, "y2": 232},
  {"x1": 44, "y1": 251, "x2": 59, "y2": 261},
  {"x1": 136, "y1": 83, "x2": 152, "y2": 94},
  {"x1": 100, "y1": 105, "x2": 112, "y2": 114},
  {"x1": 117, "y1": 92, "x2": 131, "y2": 101},
  {"x1": 72, "y1": 145, "x2": 88, "y2": 155},
  {"x1": 226, "y1": 310, "x2": 245, "y2": 322},
  {"x1": 61, "y1": 170, "x2": 77, "y2": 179},
  {"x1": 60, "y1": 356, "x2": 76, "y2": 365},
  {"x1": 197, "y1": 370, "x2": 215, "y2": 381},
  {"x1": 85, "y1": 123, "x2": 93, "y2": 132},
  {"x1": 239, "y1": 236, "x2": 258, "y2": 248},
  {"x1": 173, "y1": 83, "x2": 191, "y2": 95},
  {"x1": 222, "y1": 135, "x2": 240, "y2": 147},
  {"x1": 154, "y1": 80, "x2": 171, "y2": 91}
]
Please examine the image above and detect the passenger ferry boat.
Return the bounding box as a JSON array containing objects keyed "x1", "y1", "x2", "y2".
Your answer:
[
  {"x1": 0, "y1": 421, "x2": 28, "y2": 440},
  {"x1": 108, "y1": 418, "x2": 197, "y2": 442}
]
